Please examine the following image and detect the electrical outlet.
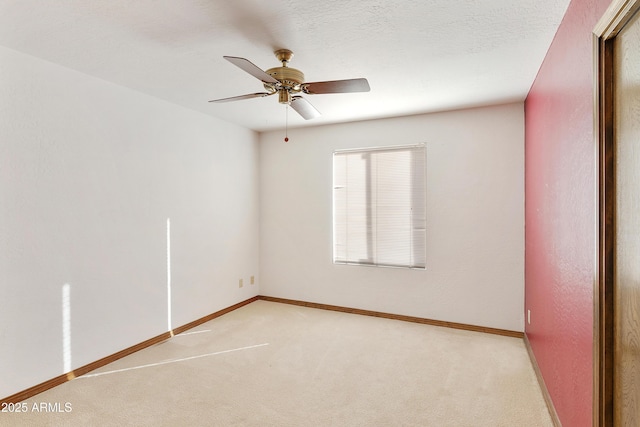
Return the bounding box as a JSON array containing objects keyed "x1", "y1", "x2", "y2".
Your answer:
[
  {"x1": 527, "y1": 309, "x2": 531, "y2": 325},
  {"x1": 239, "y1": 279, "x2": 243, "y2": 288},
  {"x1": 250, "y1": 276, "x2": 255, "y2": 285}
]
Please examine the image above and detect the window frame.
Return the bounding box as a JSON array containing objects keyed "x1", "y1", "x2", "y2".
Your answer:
[{"x1": 332, "y1": 143, "x2": 426, "y2": 270}]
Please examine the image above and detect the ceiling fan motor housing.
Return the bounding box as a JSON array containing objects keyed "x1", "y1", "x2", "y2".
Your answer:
[
  {"x1": 265, "y1": 48, "x2": 304, "y2": 103},
  {"x1": 265, "y1": 67, "x2": 305, "y2": 86},
  {"x1": 264, "y1": 66, "x2": 305, "y2": 104}
]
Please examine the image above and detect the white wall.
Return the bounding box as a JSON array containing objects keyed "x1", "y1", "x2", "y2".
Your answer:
[
  {"x1": 259, "y1": 103, "x2": 524, "y2": 331},
  {"x1": 0, "y1": 45, "x2": 259, "y2": 398}
]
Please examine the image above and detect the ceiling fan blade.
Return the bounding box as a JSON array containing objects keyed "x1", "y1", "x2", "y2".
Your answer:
[
  {"x1": 302, "y1": 78, "x2": 370, "y2": 94},
  {"x1": 208, "y1": 92, "x2": 273, "y2": 103},
  {"x1": 290, "y1": 96, "x2": 321, "y2": 120},
  {"x1": 223, "y1": 56, "x2": 279, "y2": 84}
]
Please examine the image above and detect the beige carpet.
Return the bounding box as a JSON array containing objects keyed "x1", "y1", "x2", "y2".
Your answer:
[{"x1": 1, "y1": 300, "x2": 552, "y2": 426}]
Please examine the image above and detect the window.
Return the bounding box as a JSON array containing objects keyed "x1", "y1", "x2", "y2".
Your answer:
[{"x1": 333, "y1": 145, "x2": 426, "y2": 269}]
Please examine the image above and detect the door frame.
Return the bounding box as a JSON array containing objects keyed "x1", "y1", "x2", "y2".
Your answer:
[{"x1": 593, "y1": 0, "x2": 640, "y2": 425}]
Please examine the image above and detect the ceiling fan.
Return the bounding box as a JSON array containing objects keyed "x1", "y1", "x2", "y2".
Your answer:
[{"x1": 208, "y1": 49, "x2": 370, "y2": 120}]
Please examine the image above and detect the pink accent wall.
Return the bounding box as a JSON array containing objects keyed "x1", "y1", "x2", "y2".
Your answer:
[{"x1": 525, "y1": 0, "x2": 610, "y2": 426}]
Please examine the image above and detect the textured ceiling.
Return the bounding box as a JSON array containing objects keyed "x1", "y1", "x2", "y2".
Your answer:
[{"x1": 0, "y1": 0, "x2": 570, "y2": 132}]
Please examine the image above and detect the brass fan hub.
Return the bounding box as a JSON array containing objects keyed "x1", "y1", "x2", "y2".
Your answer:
[
  {"x1": 264, "y1": 49, "x2": 304, "y2": 94},
  {"x1": 265, "y1": 66, "x2": 305, "y2": 87}
]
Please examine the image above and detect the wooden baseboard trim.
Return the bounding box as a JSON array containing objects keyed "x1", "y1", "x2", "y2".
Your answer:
[
  {"x1": 1, "y1": 296, "x2": 259, "y2": 405},
  {"x1": 524, "y1": 334, "x2": 562, "y2": 427},
  {"x1": 258, "y1": 295, "x2": 524, "y2": 338},
  {"x1": 171, "y1": 296, "x2": 259, "y2": 336}
]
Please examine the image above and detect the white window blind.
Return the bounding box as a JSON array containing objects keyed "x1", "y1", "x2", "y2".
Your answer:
[{"x1": 333, "y1": 145, "x2": 426, "y2": 269}]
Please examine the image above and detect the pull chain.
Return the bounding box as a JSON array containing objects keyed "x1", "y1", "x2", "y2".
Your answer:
[{"x1": 284, "y1": 104, "x2": 289, "y2": 142}]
